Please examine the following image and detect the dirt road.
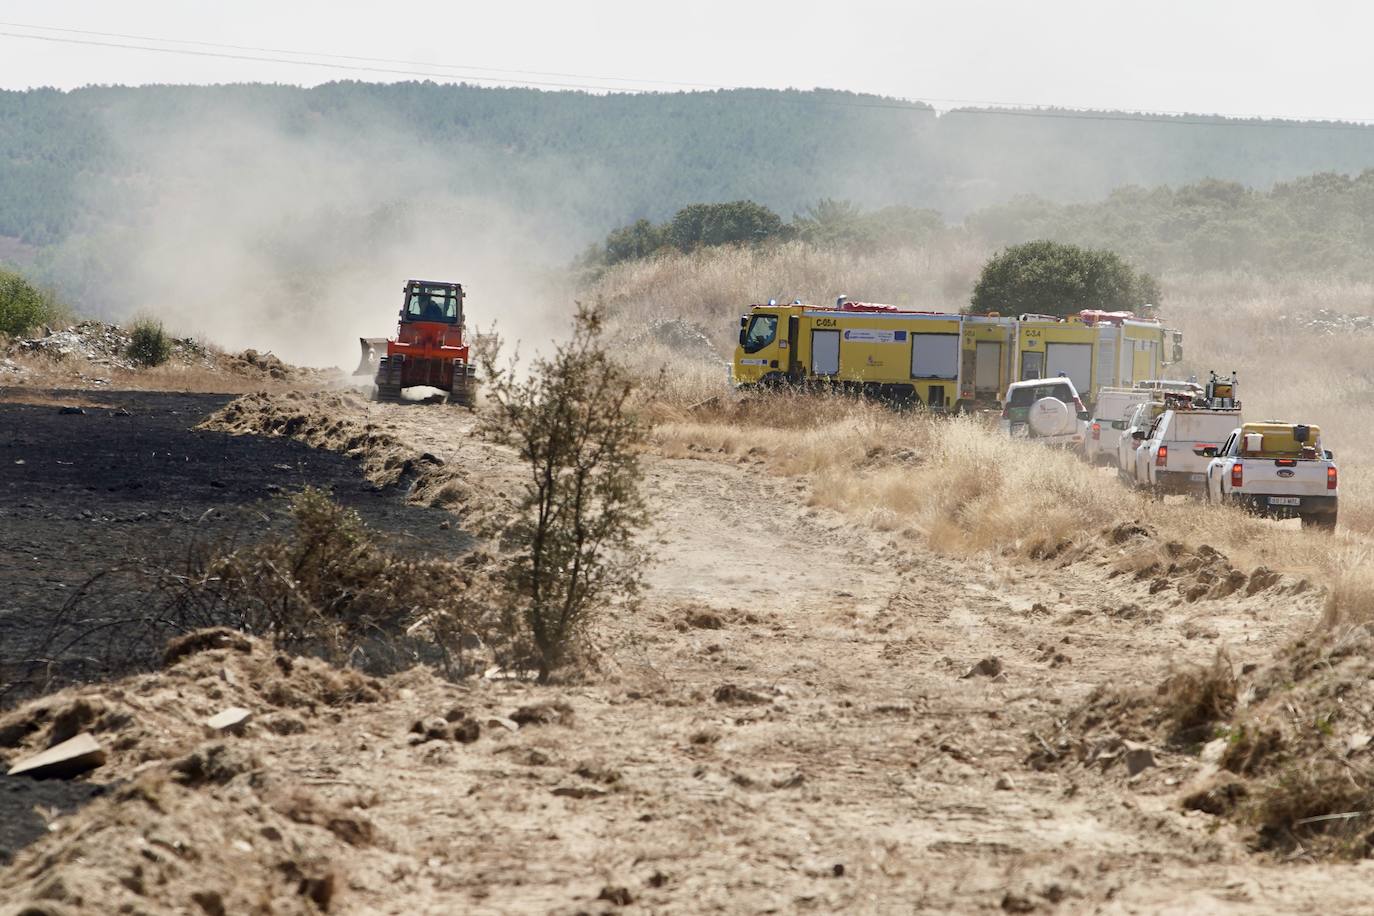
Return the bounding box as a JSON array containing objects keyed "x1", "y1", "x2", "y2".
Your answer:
[
  {"x1": 2, "y1": 394, "x2": 1368, "y2": 913},
  {"x1": 334, "y1": 400, "x2": 1363, "y2": 911}
]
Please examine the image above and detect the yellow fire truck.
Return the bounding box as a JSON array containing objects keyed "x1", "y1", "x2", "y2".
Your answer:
[
  {"x1": 732, "y1": 301, "x2": 1181, "y2": 410},
  {"x1": 1013, "y1": 311, "x2": 1183, "y2": 404}
]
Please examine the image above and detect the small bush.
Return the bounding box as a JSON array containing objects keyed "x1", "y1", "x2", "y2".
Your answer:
[
  {"x1": 480, "y1": 302, "x2": 652, "y2": 682},
  {"x1": 13, "y1": 488, "x2": 499, "y2": 693},
  {"x1": 1249, "y1": 760, "x2": 1374, "y2": 857},
  {"x1": 0, "y1": 268, "x2": 64, "y2": 337},
  {"x1": 127, "y1": 317, "x2": 172, "y2": 366},
  {"x1": 199, "y1": 487, "x2": 497, "y2": 673}
]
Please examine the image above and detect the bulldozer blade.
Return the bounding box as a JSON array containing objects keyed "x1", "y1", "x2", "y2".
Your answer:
[{"x1": 355, "y1": 337, "x2": 387, "y2": 376}]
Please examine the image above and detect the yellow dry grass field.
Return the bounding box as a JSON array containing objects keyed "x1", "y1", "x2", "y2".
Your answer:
[{"x1": 589, "y1": 246, "x2": 1374, "y2": 621}]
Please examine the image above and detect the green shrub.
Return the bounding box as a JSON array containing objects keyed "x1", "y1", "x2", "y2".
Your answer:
[
  {"x1": 593, "y1": 201, "x2": 788, "y2": 266},
  {"x1": 0, "y1": 268, "x2": 63, "y2": 337},
  {"x1": 970, "y1": 240, "x2": 1160, "y2": 317},
  {"x1": 127, "y1": 317, "x2": 172, "y2": 367},
  {"x1": 479, "y1": 302, "x2": 652, "y2": 681}
]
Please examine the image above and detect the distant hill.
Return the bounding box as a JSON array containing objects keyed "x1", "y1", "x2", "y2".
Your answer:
[
  {"x1": 5, "y1": 82, "x2": 1374, "y2": 249},
  {"x1": 6, "y1": 82, "x2": 1374, "y2": 318}
]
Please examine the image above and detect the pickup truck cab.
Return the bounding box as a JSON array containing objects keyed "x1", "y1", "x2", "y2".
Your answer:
[
  {"x1": 1000, "y1": 378, "x2": 1089, "y2": 448},
  {"x1": 1132, "y1": 407, "x2": 1242, "y2": 495},
  {"x1": 1204, "y1": 422, "x2": 1338, "y2": 530}
]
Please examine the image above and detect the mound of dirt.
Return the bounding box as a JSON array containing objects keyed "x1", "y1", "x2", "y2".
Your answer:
[
  {"x1": 1098, "y1": 523, "x2": 1301, "y2": 602},
  {"x1": 0, "y1": 631, "x2": 399, "y2": 911},
  {"x1": 199, "y1": 391, "x2": 506, "y2": 533},
  {"x1": 0, "y1": 756, "x2": 368, "y2": 914},
  {"x1": 8, "y1": 321, "x2": 211, "y2": 372},
  {"x1": 2, "y1": 321, "x2": 335, "y2": 390},
  {"x1": 221, "y1": 347, "x2": 291, "y2": 379},
  {"x1": 1034, "y1": 622, "x2": 1374, "y2": 861},
  {"x1": 0, "y1": 630, "x2": 385, "y2": 778}
]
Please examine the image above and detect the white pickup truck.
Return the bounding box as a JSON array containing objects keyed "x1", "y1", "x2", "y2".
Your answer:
[
  {"x1": 1131, "y1": 407, "x2": 1242, "y2": 496},
  {"x1": 1204, "y1": 422, "x2": 1338, "y2": 530},
  {"x1": 1084, "y1": 387, "x2": 1152, "y2": 466},
  {"x1": 1117, "y1": 399, "x2": 1163, "y2": 483}
]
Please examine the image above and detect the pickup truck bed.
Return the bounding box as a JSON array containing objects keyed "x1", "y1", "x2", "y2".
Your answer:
[{"x1": 1205, "y1": 424, "x2": 1338, "y2": 530}]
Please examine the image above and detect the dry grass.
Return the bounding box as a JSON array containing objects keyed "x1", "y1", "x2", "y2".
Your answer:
[
  {"x1": 650, "y1": 390, "x2": 1362, "y2": 582},
  {"x1": 592, "y1": 238, "x2": 987, "y2": 355},
  {"x1": 1157, "y1": 651, "x2": 1239, "y2": 740},
  {"x1": 599, "y1": 244, "x2": 1374, "y2": 595},
  {"x1": 1321, "y1": 556, "x2": 1374, "y2": 629}
]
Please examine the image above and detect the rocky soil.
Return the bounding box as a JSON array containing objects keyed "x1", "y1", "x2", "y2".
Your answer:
[
  {"x1": 1, "y1": 390, "x2": 1372, "y2": 914},
  {"x1": 1, "y1": 321, "x2": 337, "y2": 389}
]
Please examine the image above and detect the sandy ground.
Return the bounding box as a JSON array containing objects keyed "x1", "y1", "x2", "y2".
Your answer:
[{"x1": 4, "y1": 393, "x2": 1374, "y2": 913}]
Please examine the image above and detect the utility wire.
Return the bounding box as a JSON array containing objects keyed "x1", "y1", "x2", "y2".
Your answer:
[
  {"x1": 5, "y1": 20, "x2": 1366, "y2": 124},
  {"x1": 5, "y1": 23, "x2": 1374, "y2": 129},
  {"x1": 0, "y1": 30, "x2": 653, "y2": 93},
  {"x1": 0, "y1": 20, "x2": 717, "y2": 90}
]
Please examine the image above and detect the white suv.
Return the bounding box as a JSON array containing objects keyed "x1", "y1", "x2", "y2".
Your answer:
[{"x1": 1000, "y1": 378, "x2": 1089, "y2": 448}]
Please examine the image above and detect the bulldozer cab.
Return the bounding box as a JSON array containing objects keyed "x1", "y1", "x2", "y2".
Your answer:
[{"x1": 402, "y1": 280, "x2": 463, "y2": 325}]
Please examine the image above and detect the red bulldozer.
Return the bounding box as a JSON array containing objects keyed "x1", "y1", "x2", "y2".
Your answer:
[{"x1": 355, "y1": 279, "x2": 478, "y2": 405}]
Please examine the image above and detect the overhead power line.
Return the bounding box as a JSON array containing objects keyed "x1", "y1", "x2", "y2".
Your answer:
[
  {"x1": 0, "y1": 29, "x2": 654, "y2": 93},
  {"x1": 0, "y1": 20, "x2": 717, "y2": 90},
  {"x1": 4, "y1": 22, "x2": 1374, "y2": 130}
]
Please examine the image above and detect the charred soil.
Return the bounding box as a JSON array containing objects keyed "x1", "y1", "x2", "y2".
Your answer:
[{"x1": 0, "y1": 391, "x2": 473, "y2": 700}]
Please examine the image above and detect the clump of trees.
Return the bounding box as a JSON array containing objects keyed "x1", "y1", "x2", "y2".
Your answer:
[
  {"x1": 480, "y1": 303, "x2": 651, "y2": 682},
  {"x1": 970, "y1": 240, "x2": 1160, "y2": 317},
  {"x1": 0, "y1": 268, "x2": 64, "y2": 337},
  {"x1": 596, "y1": 200, "x2": 789, "y2": 266},
  {"x1": 589, "y1": 198, "x2": 949, "y2": 267}
]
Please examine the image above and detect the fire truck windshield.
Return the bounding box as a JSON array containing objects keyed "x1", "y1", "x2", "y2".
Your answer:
[{"x1": 742, "y1": 315, "x2": 777, "y2": 353}]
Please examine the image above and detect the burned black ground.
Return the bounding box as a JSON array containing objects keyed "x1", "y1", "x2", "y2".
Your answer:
[{"x1": 0, "y1": 390, "x2": 471, "y2": 700}]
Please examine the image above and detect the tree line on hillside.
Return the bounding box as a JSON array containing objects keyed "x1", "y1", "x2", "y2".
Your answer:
[
  {"x1": 8, "y1": 82, "x2": 1374, "y2": 315},
  {"x1": 586, "y1": 170, "x2": 1374, "y2": 281},
  {"x1": 8, "y1": 81, "x2": 1374, "y2": 251}
]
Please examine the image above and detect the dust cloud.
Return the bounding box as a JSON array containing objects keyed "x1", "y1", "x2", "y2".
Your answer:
[{"x1": 67, "y1": 97, "x2": 587, "y2": 368}]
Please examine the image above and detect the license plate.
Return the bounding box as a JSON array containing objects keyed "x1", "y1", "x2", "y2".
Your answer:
[
  {"x1": 1268, "y1": 496, "x2": 1301, "y2": 507},
  {"x1": 1189, "y1": 474, "x2": 1204, "y2": 482}
]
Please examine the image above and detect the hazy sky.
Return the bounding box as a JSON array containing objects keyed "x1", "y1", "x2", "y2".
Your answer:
[{"x1": 0, "y1": 0, "x2": 1369, "y2": 121}]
